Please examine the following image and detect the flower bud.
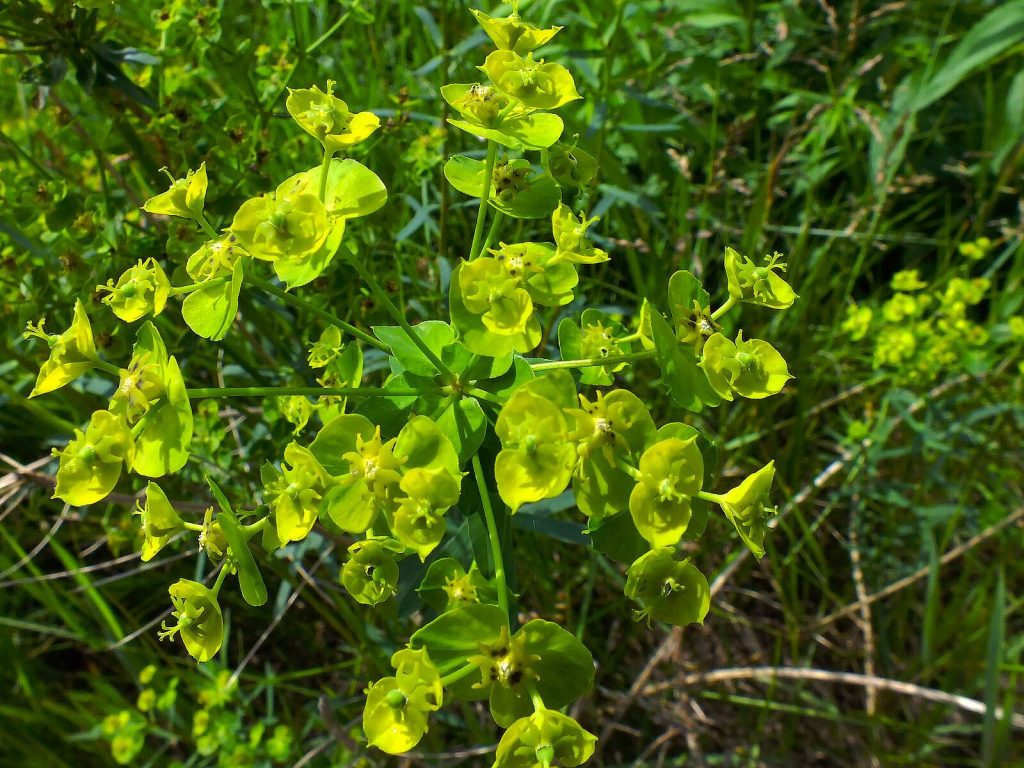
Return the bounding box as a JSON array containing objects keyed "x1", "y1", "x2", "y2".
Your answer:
[
  {"x1": 158, "y1": 579, "x2": 224, "y2": 662},
  {"x1": 286, "y1": 81, "x2": 380, "y2": 152},
  {"x1": 494, "y1": 710, "x2": 596, "y2": 768},
  {"x1": 625, "y1": 548, "x2": 710, "y2": 627},
  {"x1": 494, "y1": 375, "x2": 576, "y2": 511},
  {"x1": 136, "y1": 481, "x2": 185, "y2": 561},
  {"x1": 53, "y1": 409, "x2": 133, "y2": 506},
  {"x1": 342, "y1": 537, "x2": 403, "y2": 606},
  {"x1": 265, "y1": 442, "x2": 330, "y2": 544},
  {"x1": 363, "y1": 647, "x2": 442, "y2": 754},
  {"x1": 699, "y1": 331, "x2": 792, "y2": 401},
  {"x1": 550, "y1": 204, "x2": 607, "y2": 265},
  {"x1": 392, "y1": 467, "x2": 461, "y2": 560},
  {"x1": 230, "y1": 191, "x2": 330, "y2": 262},
  {"x1": 711, "y1": 460, "x2": 777, "y2": 559},
  {"x1": 24, "y1": 299, "x2": 97, "y2": 397},
  {"x1": 143, "y1": 163, "x2": 208, "y2": 220},
  {"x1": 481, "y1": 51, "x2": 580, "y2": 111},
  {"x1": 629, "y1": 436, "x2": 703, "y2": 547},
  {"x1": 545, "y1": 141, "x2": 597, "y2": 189},
  {"x1": 470, "y1": 8, "x2": 562, "y2": 54},
  {"x1": 98, "y1": 258, "x2": 171, "y2": 323},
  {"x1": 724, "y1": 247, "x2": 797, "y2": 309}
]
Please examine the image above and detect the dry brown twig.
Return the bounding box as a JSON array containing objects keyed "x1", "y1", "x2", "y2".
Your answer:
[
  {"x1": 847, "y1": 497, "x2": 877, "y2": 718},
  {"x1": 818, "y1": 504, "x2": 1024, "y2": 629},
  {"x1": 709, "y1": 371, "x2": 975, "y2": 599},
  {"x1": 641, "y1": 667, "x2": 1024, "y2": 730}
]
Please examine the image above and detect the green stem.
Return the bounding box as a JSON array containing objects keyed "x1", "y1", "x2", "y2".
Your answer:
[
  {"x1": 210, "y1": 562, "x2": 231, "y2": 597},
  {"x1": 170, "y1": 275, "x2": 232, "y2": 297},
  {"x1": 440, "y1": 663, "x2": 479, "y2": 689},
  {"x1": 480, "y1": 209, "x2": 504, "y2": 257},
  {"x1": 194, "y1": 211, "x2": 219, "y2": 240},
  {"x1": 241, "y1": 517, "x2": 268, "y2": 538},
  {"x1": 526, "y1": 680, "x2": 546, "y2": 713},
  {"x1": 615, "y1": 455, "x2": 641, "y2": 481},
  {"x1": 341, "y1": 243, "x2": 456, "y2": 382},
  {"x1": 697, "y1": 490, "x2": 726, "y2": 504},
  {"x1": 529, "y1": 349, "x2": 656, "y2": 372},
  {"x1": 92, "y1": 358, "x2": 122, "y2": 377},
  {"x1": 711, "y1": 296, "x2": 738, "y2": 321},
  {"x1": 186, "y1": 386, "x2": 421, "y2": 399},
  {"x1": 318, "y1": 146, "x2": 334, "y2": 203},
  {"x1": 130, "y1": 403, "x2": 161, "y2": 438},
  {"x1": 465, "y1": 386, "x2": 506, "y2": 406},
  {"x1": 469, "y1": 141, "x2": 498, "y2": 260},
  {"x1": 471, "y1": 453, "x2": 510, "y2": 624},
  {"x1": 305, "y1": 11, "x2": 351, "y2": 55},
  {"x1": 243, "y1": 273, "x2": 388, "y2": 352},
  {"x1": 182, "y1": 522, "x2": 204, "y2": 532}
]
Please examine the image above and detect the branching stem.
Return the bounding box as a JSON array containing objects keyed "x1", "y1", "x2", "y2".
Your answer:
[
  {"x1": 341, "y1": 244, "x2": 457, "y2": 382},
  {"x1": 244, "y1": 273, "x2": 387, "y2": 351},
  {"x1": 472, "y1": 453, "x2": 510, "y2": 624},
  {"x1": 529, "y1": 349, "x2": 656, "y2": 372},
  {"x1": 469, "y1": 141, "x2": 498, "y2": 260},
  {"x1": 186, "y1": 386, "x2": 420, "y2": 399}
]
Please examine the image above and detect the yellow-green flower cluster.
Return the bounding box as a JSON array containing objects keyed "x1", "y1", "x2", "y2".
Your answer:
[
  {"x1": 259, "y1": 413, "x2": 464, "y2": 604},
  {"x1": 442, "y1": 8, "x2": 572, "y2": 151},
  {"x1": 842, "y1": 269, "x2": 995, "y2": 384},
  {"x1": 493, "y1": 369, "x2": 782, "y2": 628},
  {"x1": 451, "y1": 205, "x2": 604, "y2": 356},
  {"x1": 28, "y1": 315, "x2": 195, "y2": 508}
]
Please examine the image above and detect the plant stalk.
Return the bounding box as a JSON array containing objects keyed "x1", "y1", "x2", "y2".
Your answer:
[
  {"x1": 469, "y1": 141, "x2": 498, "y2": 260},
  {"x1": 472, "y1": 453, "x2": 510, "y2": 624}
]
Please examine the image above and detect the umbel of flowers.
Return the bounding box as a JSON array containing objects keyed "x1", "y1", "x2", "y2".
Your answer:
[{"x1": 22, "y1": 3, "x2": 796, "y2": 765}]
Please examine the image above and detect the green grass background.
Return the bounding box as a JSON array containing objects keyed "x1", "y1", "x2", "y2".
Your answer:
[{"x1": 1, "y1": 0, "x2": 1022, "y2": 765}]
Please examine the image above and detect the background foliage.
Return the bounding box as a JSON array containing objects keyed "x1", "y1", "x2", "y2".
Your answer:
[{"x1": 1, "y1": 0, "x2": 1022, "y2": 765}]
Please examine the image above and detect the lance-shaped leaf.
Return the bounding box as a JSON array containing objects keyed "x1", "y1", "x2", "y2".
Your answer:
[
  {"x1": 209, "y1": 477, "x2": 268, "y2": 607},
  {"x1": 650, "y1": 307, "x2": 720, "y2": 412}
]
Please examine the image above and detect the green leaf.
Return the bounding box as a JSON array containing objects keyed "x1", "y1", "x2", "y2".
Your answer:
[
  {"x1": 444, "y1": 156, "x2": 560, "y2": 219},
  {"x1": 438, "y1": 396, "x2": 487, "y2": 465},
  {"x1": 410, "y1": 602, "x2": 506, "y2": 675},
  {"x1": 444, "y1": 155, "x2": 487, "y2": 198},
  {"x1": 447, "y1": 112, "x2": 564, "y2": 151},
  {"x1": 417, "y1": 558, "x2": 466, "y2": 613},
  {"x1": 321, "y1": 479, "x2": 375, "y2": 533},
  {"x1": 181, "y1": 259, "x2": 244, "y2": 341},
  {"x1": 524, "y1": 619, "x2": 594, "y2": 703},
  {"x1": 215, "y1": 507, "x2": 268, "y2": 607},
  {"x1": 309, "y1": 413, "x2": 376, "y2": 476},
  {"x1": 587, "y1": 511, "x2": 650, "y2": 564},
  {"x1": 499, "y1": 619, "x2": 593, "y2": 724},
  {"x1": 655, "y1": 422, "x2": 718, "y2": 488},
  {"x1": 272, "y1": 216, "x2": 346, "y2": 289},
  {"x1": 667, "y1": 270, "x2": 711, "y2": 324},
  {"x1": 303, "y1": 158, "x2": 388, "y2": 219},
  {"x1": 650, "y1": 308, "x2": 720, "y2": 412},
  {"x1": 133, "y1": 357, "x2": 193, "y2": 477},
  {"x1": 395, "y1": 415, "x2": 461, "y2": 476},
  {"x1": 902, "y1": 3, "x2": 1024, "y2": 115},
  {"x1": 489, "y1": 357, "x2": 535, "y2": 399},
  {"x1": 449, "y1": 262, "x2": 542, "y2": 357},
  {"x1": 373, "y1": 321, "x2": 454, "y2": 377}
]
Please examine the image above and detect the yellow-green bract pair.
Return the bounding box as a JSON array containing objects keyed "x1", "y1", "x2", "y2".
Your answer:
[
  {"x1": 260, "y1": 414, "x2": 463, "y2": 603},
  {"x1": 493, "y1": 370, "x2": 779, "y2": 626},
  {"x1": 450, "y1": 204, "x2": 607, "y2": 357},
  {"x1": 442, "y1": 9, "x2": 577, "y2": 151},
  {"x1": 373, "y1": 602, "x2": 595, "y2": 759},
  {"x1": 44, "y1": 322, "x2": 193, "y2": 506},
  {"x1": 157, "y1": 579, "x2": 223, "y2": 663}
]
